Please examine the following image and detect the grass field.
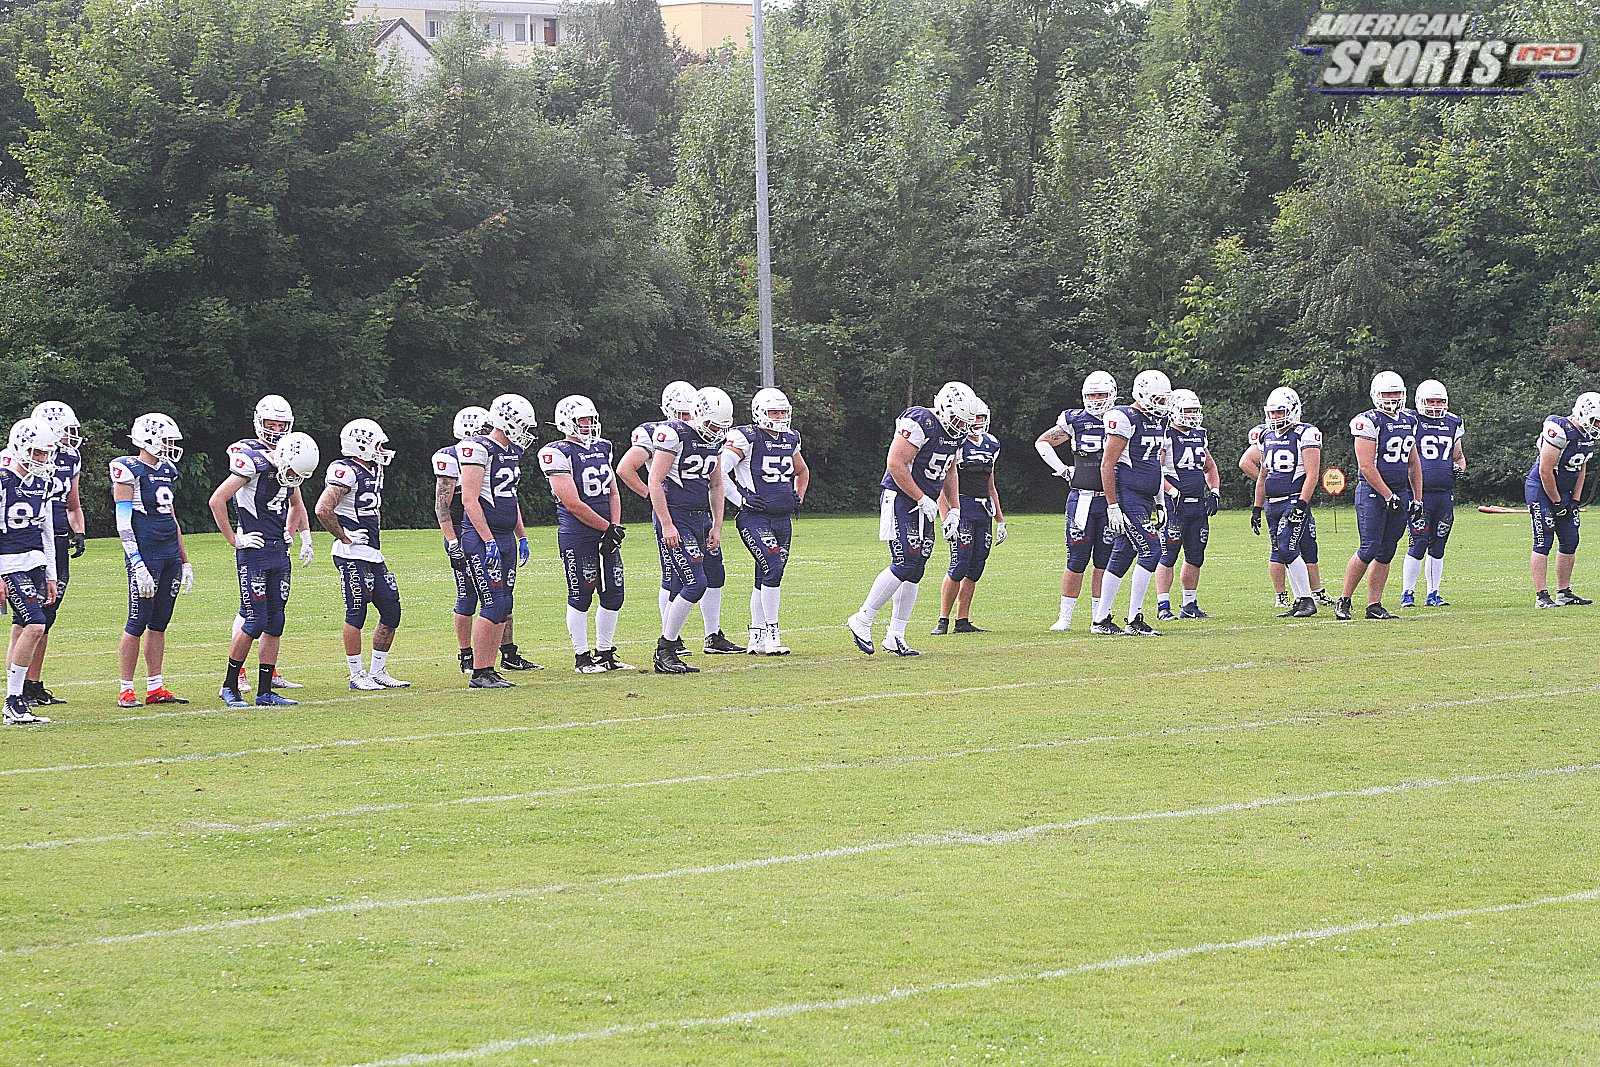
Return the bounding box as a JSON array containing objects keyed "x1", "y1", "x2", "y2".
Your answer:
[{"x1": 3, "y1": 507, "x2": 1599, "y2": 1066}]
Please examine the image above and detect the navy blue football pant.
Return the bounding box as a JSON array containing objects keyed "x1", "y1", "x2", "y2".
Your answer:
[
  {"x1": 1528, "y1": 483, "x2": 1580, "y2": 556},
  {"x1": 657, "y1": 508, "x2": 711, "y2": 604},
  {"x1": 450, "y1": 524, "x2": 478, "y2": 617},
  {"x1": 1159, "y1": 497, "x2": 1209, "y2": 568},
  {"x1": 38, "y1": 534, "x2": 69, "y2": 631},
  {"x1": 5, "y1": 566, "x2": 50, "y2": 627},
  {"x1": 237, "y1": 554, "x2": 292, "y2": 638},
  {"x1": 885, "y1": 492, "x2": 935, "y2": 583},
  {"x1": 737, "y1": 511, "x2": 792, "y2": 587},
  {"x1": 561, "y1": 527, "x2": 625, "y2": 612},
  {"x1": 1107, "y1": 493, "x2": 1162, "y2": 578},
  {"x1": 125, "y1": 556, "x2": 182, "y2": 637},
  {"x1": 336, "y1": 558, "x2": 402, "y2": 629},
  {"x1": 1407, "y1": 489, "x2": 1455, "y2": 561},
  {"x1": 1265, "y1": 498, "x2": 1317, "y2": 565},
  {"x1": 1353, "y1": 482, "x2": 1411, "y2": 565},
  {"x1": 1065, "y1": 490, "x2": 1112, "y2": 573},
  {"x1": 947, "y1": 503, "x2": 993, "y2": 582},
  {"x1": 462, "y1": 525, "x2": 517, "y2": 624}
]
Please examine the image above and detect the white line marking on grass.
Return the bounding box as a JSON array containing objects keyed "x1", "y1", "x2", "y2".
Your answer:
[
  {"x1": 5, "y1": 759, "x2": 1598, "y2": 957},
  {"x1": 341, "y1": 885, "x2": 1600, "y2": 1066}
]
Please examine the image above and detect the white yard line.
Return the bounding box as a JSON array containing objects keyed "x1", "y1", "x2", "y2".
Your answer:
[
  {"x1": 4, "y1": 759, "x2": 1596, "y2": 958},
  {"x1": 341, "y1": 885, "x2": 1600, "y2": 1066}
]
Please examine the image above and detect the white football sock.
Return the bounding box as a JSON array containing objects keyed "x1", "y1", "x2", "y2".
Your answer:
[
  {"x1": 566, "y1": 606, "x2": 589, "y2": 654},
  {"x1": 1089, "y1": 596, "x2": 1100, "y2": 620},
  {"x1": 761, "y1": 585, "x2": 781, "y2": 627},
  {"x1": 1129, "y1": 566, "x2": 1153, "y2": 617},
  {"x1": 861, "y1": 568, "x2": 901, "y2": 620},
  {"x1": 1098, "y1": 575, "x2": 1124, "y2": 620},
  {"x1": 701, "y1": 587, "x2": 723, "y2": 636},
  {"x1": 1426, "y1": 556, "x2": 1444, "y2": 595},
  {"x1": 749, "y1": 585, "x2": 767, "y2": 629},
  {"x1": 370, "y1": 650, "x2": 388, "y2": 676},
  {"x1": 663, "y1": 596, "x2": 696, "y2": 641},
  {"x1": 1287, "y1": 557, "x2": 1311, "y2": 598},
  {"x1": 347, "y1": 654, "x2": 363, "y2": 679},
  {"x1": 121, "y1": 677, "x2": 134, "y2": 692},
  {"x1": 1058, "y1": 595, "x2": 1076, "y2": 626},
  {"x1": 1402, "y1": 554, "x2": 1423, "y2": 594},
  {"x1": 887, "y1": 581, "x2": 919, "y2": 639},
  {"x1": 1182, "y1": 588, "x2": 1198, "y2": 605},
  {"x1": 596, "y1": 607, "x2": 619, "y2": 650},
  {"x1": 657, "y1": 587, "x2": 670, "y2": 625},
  {"x1": 146, "y1": 674, "x2": 163, "y2": 693},
  {"x1": 7, "y1": 663, "x2": 26, "y2": 698}
]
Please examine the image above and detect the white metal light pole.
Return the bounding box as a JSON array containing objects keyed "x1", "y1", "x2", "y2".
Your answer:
[{"x1": 751, "y1": 0, "x2": 776, "y2": 389}]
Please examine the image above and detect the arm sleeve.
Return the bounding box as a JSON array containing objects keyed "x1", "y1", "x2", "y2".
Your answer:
[
  {"x1": 720, "y1": 450, "x2": 746, "y2": 508},
  {"x1": 1036, "y1": 439, "x2": 1070, "y2": 475}
]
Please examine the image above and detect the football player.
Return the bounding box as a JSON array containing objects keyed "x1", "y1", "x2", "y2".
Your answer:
[
  {"x1": 934, "y1": 397, "x2": 1004, "y2": 634},
  {"x1": 1034, "y1": 370, "x2": 1115, "y2": 632},
  {"x1": 459, "y1": 393, "x2": 539, "y2": 687},
  {"x1": 1337, "y1": 371, "x2": 1423, "y2": 620},
  {"x1": 1097, "y1": 370, "x2": 1173, "y2": 636},
  {"x1": 9, "y1": 402, "x2": 86, "y2": 708},
  {"x1": 111, "y1": 414, "x2": 195, "y2": 707},
  {"x1": 1400, "y1": 379, "x2": 1465, "y2": 607},
  {"x1": 1252, "y1": 387, "x2": 1323, "y2": 618},
  {"x1": 723, "y1": 387, "x2": 808, "y2": 655},
  {"x1": 1239, "y1": 411, "x2": 1332, "y2": 606},
  {"x1": 540, "y1": 395, "x2": 631, "y2": 673},
  {"x1": 847, "y1": 382, "x2": 977, "y2": 656},
  {"x1": 0, "y1": 418, "x2": 60, "y2": 725},
  {"x1": 1154, "y1": 389, "x2": 1219, "y2": 621},
  {"x1": 209, "y1": 417, "x2": 319, "y2": 708},
  {"x1": 1528, "y1": 392, "x2": 1600, "y2": 607},
  {"x1": 317, "y1": 419, "x2": 407, "y2": 691},
  {"x1": 649, "y1": 386, "x2": 736, "y2": 673}
]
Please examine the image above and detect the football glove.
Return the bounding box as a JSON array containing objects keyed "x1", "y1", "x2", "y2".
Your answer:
[
  {"x1": 132, "y1": 560, "x2": 156, "y2": 599},
  {"x1": 70, "y1": 531, "x2": 86, "y2": 558},
  {"x1": 1452, "y1": 462, "x2": 1466, "y2": 477},
  {"x1": 179, "y1": 562, "x2": 194, "y2": 594},
  {"x1": 1384, "y1": 495, "x2": 1403, "y2": 513},
  {"x1": 1150, "y1": 501, "x2": 1167, "y2": 529},
  {"x1": 445, "y1": 539, "x2": 467, "y2": 571},
  {"x1": 994, "y1": 520, "x2": 1007, "y2": 546},
  {"x1": 298, "y1": 530, "x2": 315, "y2": 567},
  {"x1": 1554, "y1": 500, "x2": 1576, "y2": 519},
  {"x1": 742, "y1": 494, "x2": 769, "y2": 514},
  {"x1": 1203, "y1": 489, "x2": 1220, "y2": 517},
  {"x1": 941, "y1": 508, "x2": 961, "y2": 543},
  {"x1": 915, "y1": 496, "x2": 940, "y2": 525},
  {"x1": 235, "y1": 531, "x2": 265, "y2": 551},
  {"x1": 484, "y1": 538, "x2": 502, "y2": 566},
  {"x1": 1057, "y1": 466, "x2": 1074, "y2": 481},
  {"x1": 598, "y1": 523, "x2": 626, "y2": 556},
  {"x1": 518, "y1": 536, "x2": 530, "y2": 565},
  {"x1": 1250, "y1": 506, "x2": 1263, "y2": 536},
  {"x1": 1407, "y1": 498, "x2": 1425, "y2": 523},
  {"x1": 1107, "y1": 502, "x2": 1129, "y2": 535},
  {"x1": 1287, "y1": 498, "x2": 1309, "y2": 524}
]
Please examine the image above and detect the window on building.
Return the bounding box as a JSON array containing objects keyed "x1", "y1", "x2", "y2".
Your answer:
[
  {"x1": 513, "y1": 21, "x2": 526, "y2": 42},
  {"x1": 486, "y1": 20, "x2": 502, "y2": 38},
  {"x1": 543, "y1": 18, "x2": 558, "y2": 45},
  {"x1": 425, "y1": 19, "x2": 442, "y2": 37}
]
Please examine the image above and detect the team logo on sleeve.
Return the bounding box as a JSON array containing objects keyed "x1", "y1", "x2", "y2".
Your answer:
[{"x1": 1298, "y1": 11, "x2": 1586, "y2": 94}]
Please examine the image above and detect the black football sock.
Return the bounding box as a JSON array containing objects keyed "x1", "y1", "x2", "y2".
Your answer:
[
  {"x1": 258, "y1": 663, "x2": 275, "y2": 694},
  {"x1": 224, "y1": 658, "x2": 245, "y2": 695}
]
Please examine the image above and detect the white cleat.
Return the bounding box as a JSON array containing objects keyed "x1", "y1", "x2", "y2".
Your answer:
[
  {"x1": 349, "y1": 671, "x2": 385, "y2": 691},
  {"x1": 765, "y1": 625, "x2": 791, "y2": 655},
  {"x1": 846, "y1": 613, "x2": 876, "y2": 655},
  {"x1": 368, "y1": 670, "x2": 410, "y2": 689},
  {"x1": 1048, "y1": 618, "x2": 1072, "y2": 631},
  {"x1": 747, "y1": 628, "x2": 769, "y2": 655}
]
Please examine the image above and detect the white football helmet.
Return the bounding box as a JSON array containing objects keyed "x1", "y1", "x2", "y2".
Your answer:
[
  {"x1": 8, "y1": 417, "x2": 60, "y2": 480},
  {"x1": 270, "y1": 431, "x2": 320, "y2": 488},
  {"x1": 1416, "y1": 378, "x2": 1448, "y2": 418},
  {"x1": 1082, "y1": 370, "x2": 1117, "y2": 415},
  {"x1": 487, "y1": 393, "x2": 538, "y2": 448},
  {"x1": 1131, "y1": 369, "x2": 1173, "y2": 416},
  {"x1": 453, "y1": 405, "x2": 490, "y2": 441},
  {"x1": 970, "y1": 398, "x2": 991, "y2": 435},
  {"x1": 555, "y1": 394, "x2": 602, "y2": 446},
  {"x1": 1370, "y1": 371, "x2": 1406, "y2": 414},
  {"x1": 692, "y1": 386, "x2": 735, "y2": 443},
  {"x1": 1264, "y1": 387, "x2": 1302, "y2": 433},
  {"x1": 661, "y1": 380, "x2": 697, "y2": 422},
  {"x1": 340, "y1": 418, "x2": 393, "y2": 466},
  {"x1": 934, "y1": 381, "x2": 984, "y2": 438},
  {"x1": 131, "y1": 413, "x2": 184, "y2": 464},
  {"x1": 1169, "y1": 388, "x2": 1203, "y2": 429},
  {"x1": 752, "y1": 387, "x2": 792, "y2": 433},
  {"x1": 32, "y1": 401, "x2": 81, "y2": 451},
  {"x1": 254, "y1": 394, "x2": 294, "y2": 446},
  {"x1": 1573, "y1": 392, "x2": 1600, "y2": 435}
]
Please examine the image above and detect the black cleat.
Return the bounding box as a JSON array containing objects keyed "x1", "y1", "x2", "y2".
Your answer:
[
  {"x1": 1556, "y1": 588, "x2": 1593, "y2": 606},
  {"x1": 575, "y1": 651, "x2": 608, "y2": 674},
  {"x1": 1090, "y1": 617, "x2": 1124, "y2": 636},
  {"x1": 952, "y1": 619, "x2": 989, "y2": 633},
  {"x1": 24, "y1": 681, "x2": 64, "y2": 706},
  {"x1": 1366, "y1": 603, "x2": 1400, "y2": 620},
  {"x1": 458, "y1": 648, "x2": 473, "y2": 674},
  {"x1": 703, "y1": 630, "x2": 746, "y2": 654},
  {"x1": 595, "y1": 648, "x2": 634, "y2": 671},
  {"x1": 1536, "y1": 590, "x2": 1560, "y2": 609},
  {"x1": 672, "y1": 636, "x2": 690, "y2": 657},
  {"x1": 654, "y1": 637, "x2": 699, "y2": 673},
  {"x1": 883, "y1": 634, "x2": 920, "y2": 656},
  {"x1": 499, "y1": 645, "x2": 543, "y2": 671},
  {"x1": 469, "y1": 668, "x2": 514, "y2": 688},
  {"x1": 1313, "y1": 589, "x2": 1338, "y2": 607},
  {"x1": 929, "y1": 618, "x2": 949, "y2": 636},
  {"x1": 1126, "y1": 613, "x2": 1162, "y2": 636},
  {"x1": 3, "y1": 695, "x2": 47, "y2": 725},
  {"x1": 1334, "y1": 597, "x2": 1353, "y2": 621},
  {"x1": 1279, "y1": 597, "x2": 1317, "y2": 618}
]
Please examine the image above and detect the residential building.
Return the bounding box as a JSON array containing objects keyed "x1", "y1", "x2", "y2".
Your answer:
[{"x1": 658, "y1": 0, "x2": 752, "y2": 54}]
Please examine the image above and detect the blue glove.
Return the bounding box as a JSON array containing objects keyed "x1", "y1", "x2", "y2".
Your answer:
[
  {"x1": 1203, "y1": 489, "x2": 1219, "y2": 517},
  {"x1": 518, "y1": 536, "x2": 530, "y2": 565},
  {"x1": 484, "y1": 538, "x2": 502, "y2": 566},
  {"x1": 741, "y1": 494, "x2": 769, "y2": 514}
]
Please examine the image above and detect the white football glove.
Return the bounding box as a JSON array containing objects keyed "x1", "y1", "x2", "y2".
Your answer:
[
  {"x1": 941, "y1": 508, "x2": 961, "y2": 543},
  {"x1": 132, "y1": 560, "x2": 156, "y2": 599},
  {"x1": 1057, "y1": 466, "x2": 1074, "y2": 481},
  {"x1": 298, "y1": 530, "x2": 315, "y2": 567},
  {"x1": 346, "y1": 528, "x2": 370, "y2": 546},
  {"x1": 994, "y1": 520, "x2": 1007, "y2": 546},
  {"x1": 234, "y1": 531, "x2": 265, "y2": 551},
  {"x1": 1107, "y1": 502, "x2": 1129, "y2": 534},
  {"x1": 179, "y1": 562, "x2": 194, "y2": 594},
  {"x1": 915, "y1": 496, "x2": 940, "y2": 525}
]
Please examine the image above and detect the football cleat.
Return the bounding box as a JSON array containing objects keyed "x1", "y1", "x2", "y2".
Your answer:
[
  {"x1": 595, "y1": 648, "x2": 634, "y2": 671},
  {"x1": 747, "y1": 628, "x2": 770, "y2": 655},
  {"x1": 1179, "y1": 602, "x2": 1210, "y2": 619},
  {"x1": 703, "y1": 630, "x2": 746, "y2": 654},
  {"x1": 1048, "y1": 617, "x2": 1072, "y2": 632},
  {"x1": 1425, "y1": 591, "x2": 1449, "y2": 607},
  {"x1": 349, "y1": 672, "x2": 385, "y2": 691},
  {"x1": 144, "y1": 687, "x2": 189, "y2": 705},
  {"x1": 369, "y1": 670, "x2": 409, "y2": 689},
  {"x1": 1334, "y1": 597, "x2": 1353, "y2": 621},
  {"x1": 469, "y1": 669, "x2": 515, "y2": 688},
  {"x1": 219, "y1": 687, "x2": 249, "y2": 709},
  {"x1": 256, "y1": 691, "x2": 298, "y2": 706},
  {"x1": 500, "y1": 645, "x2": 544, "y2": 671},
  {"x1": 1126, "y1": 614, "x2": 1161, "y2": 636},
  {"x1": 765, "y1": 626, "x2": 790, "y2": 655},
  {"x1": 574, "y1": 651, "x2": 608, "y2": 674},
  {"x1": 929, "y1": 618, "x2": 950, "y2": 636},
  {"x1": 653, "y1": 637, "x2": 698, "y2": 674},
  {"x1": 3, "y1": 696, "x2": 47, "y2": 725},
  {"x1": 1279, "y1": 597, "x2": 1317, "y2": 618},
  {"x1": 1090, "y1": 617, "x2": 1124, "y2": 636},
  {"x1": 883, "y1": 634, "x2": 920, "y2": 657},
  {"x1": 118, "y1": 687, "x2": 141, "y2": 709},
  {"x1": 1399, "y1": 590, "x2": 1416, "y2": 608},
  {"x1": 235, "y1": 668, "x2": 252, "y2": 693},
  {"x1": 1556, "y1": 588, "x2": 1593, "y2": 606},
  {"x1": 1155, "y1": 605, "x2": 1177, "y2": 622},
  {"x1": 952, "y1": 619, "x2": 989, "y2": 633},
  {"x1": 1313, "y1": 589, "x2": 1338, "y2": 607},
  {"x1": 1536, "y1": 590, "x2": 1560, "y2": 609},
  {"x1": 26, "y1": 683, "x2": 64, "y2": 707},
  {"x1": 671, "y1": 636, "x2": 690, "y2": 657},
  {"x1": 1365, "y1": 603, "x2": 1399, "y2": 620},
  {"x1": 1275, "y1": 591, "x2": 1292, "y2": 608},
  {"x1": 272, "y1": 671, "x2": 303, "y2": 689},
  {"x1": 458, "y1": 649, "x2": 473, "y2": 674},
  {"x1": 846, "y1": 613, "x2": 876, "y2": 655}
]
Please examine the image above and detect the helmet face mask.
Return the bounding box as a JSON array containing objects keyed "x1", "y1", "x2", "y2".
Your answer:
[
  {"x1": 1082, "y1": 371, "x2": 1117, "y2": 416},
  {"x1": 1169, "y1": 389, "x2": 1202, "y2": 429},
  {"x1": 131, "y1": 413, "x2": 184, "y2": 464},
  {"x1": 254, "y1": 394, "x2": 294, "y2": 447},
  {"x1": 1264, "y1": 386, "x2": 1302, "y2": 433},
  {"x1": 1131, "y1": 370, "x2": 1173, "y2": 417},
  {"x1": 32, "y1": 402, "x2": 81, "y2": 451},
  {"x1": 752, "y1": 387, "x2": 792, "y2": 433},
  {"x1": 488, "y1": 393, "x2": 538, "y2": 448},
  {"x1": 9, "y1": 418, "x2": 60, "y2": 480},
  {"x1": 555, "y1": 395, "x2": 602, "y2": 446}
]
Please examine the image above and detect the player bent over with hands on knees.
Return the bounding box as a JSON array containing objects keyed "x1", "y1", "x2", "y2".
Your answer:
[
  {"x1": 210, "y1": 417, "x2": 319, "y2": 708},
  {"x1": 724, "y1": 387, "x2": 809, "y2": 654},
  {"x1": 1036, "y1": 371, "x2": 1115, "y2": 632},
  {"x1": 0, "y1": 418, "x2": 61, "y2": 725},
  {"x1": 1400, "y1": 379, "x2": 1466, "y2": 608},
  {"x1": 1154, "y1": 389, "x2": 1218, "y2": 621},
  {"x1": 1337, "y1": 371, "x2": 1422, "y2": 620},
  {"x1": 1528, "y1": 392, "x2": 1600, "y2": 608},
  {"x1": 1097, "y1": 370, "x2": 1174, "y2": 636},
  {"x1": 1252, "y1": 388, "x2": 1323, "y2": 618},
  {"x1": 459, "y1": 394, "x2": 539, "y2": 688},
  {"x1": 934, "y1": 398, "x2": 1004, "y2": 635},
  {"x1": 317, "y1": 419, "x2": 408, "y2": 691},
  {"x1": 112, "y1": 414, "x2": 195, "y2": 707},
  {"x1": 847, "y1": 382, "x2": 976, "y2": 656},
  {"x1": 540, "y1": 395, "x2": 632, "y2": 673}
]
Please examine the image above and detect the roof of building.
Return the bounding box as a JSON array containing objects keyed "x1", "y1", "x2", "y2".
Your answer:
[{"x1": 372, "y1": 17, "x2": 433, "y2": 51}]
